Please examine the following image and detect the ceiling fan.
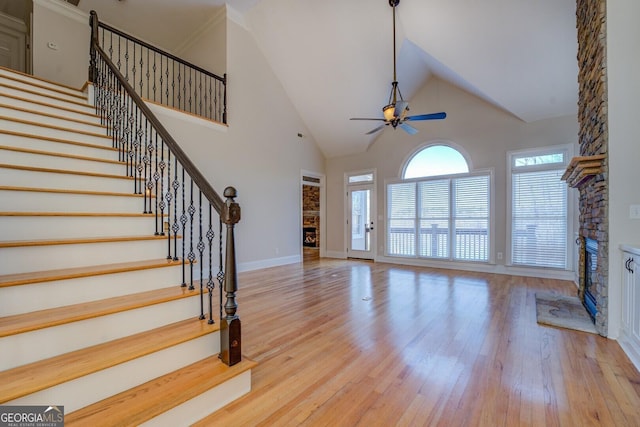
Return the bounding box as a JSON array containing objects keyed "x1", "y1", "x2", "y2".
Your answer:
[{"x1": 350, "y1": 0, "x2": 446, "y2": 136}]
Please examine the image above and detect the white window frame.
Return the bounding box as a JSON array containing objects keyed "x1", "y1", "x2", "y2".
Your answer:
[
  {"x1": 385, "y1": 169, "x2": 494, "y2": 263},
  {"x1": 506, "y1": 144, "x2": 573, "y2": 270}
]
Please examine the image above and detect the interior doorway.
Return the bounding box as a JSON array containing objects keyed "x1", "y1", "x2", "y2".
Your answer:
[
  {"x1": 0, "y1": 1, "x2": 31, "y2": 73},
  {"x1": 301, "y1": 172, "x2": 324, "y2": 262}
]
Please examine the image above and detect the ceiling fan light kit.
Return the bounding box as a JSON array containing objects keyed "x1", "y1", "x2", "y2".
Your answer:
[{"x1": 350, "y1": 0, "x2": 446, "y2": 135}]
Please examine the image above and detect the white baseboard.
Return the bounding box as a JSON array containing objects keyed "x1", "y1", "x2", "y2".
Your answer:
[
  {"x1": 324, "y1": 250, "x2": 346, "y2": 259},
  {"x1": 238, "y1": 254, "x2": 300, "y2": 273}
]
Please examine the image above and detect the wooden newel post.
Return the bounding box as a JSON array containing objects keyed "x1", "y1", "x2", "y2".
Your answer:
[
  {"x1": 88, "y1": 11, "x2": 99, "y2": 83},
  {"x1": 220, "y1": 186, "x2": 241, "y2": 366}
]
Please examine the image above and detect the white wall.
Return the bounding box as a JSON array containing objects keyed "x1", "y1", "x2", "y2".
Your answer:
[
  {"x1": 31, "y1": 1, "x2": 326, "y2": 271},
  {"x1": 155, "y1": 15, "x2": 325, "y2": 271},
  {"x1": 326, "y1": 77, "x2": 579, "y2": 277},
  {"x1": 606, "y1": 0, "x2": 640, "y2": 338},
  {"x1": 32, "y1": 0, "x2": 88, "y2": 88}
]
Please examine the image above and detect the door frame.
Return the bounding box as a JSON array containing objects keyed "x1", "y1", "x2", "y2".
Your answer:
[
  {"x1": 301, "y1": 170, "x2": 326, "y2": 258},
  {"x1": 344, "y1": 170, "x2": 376, "y2": 260}
]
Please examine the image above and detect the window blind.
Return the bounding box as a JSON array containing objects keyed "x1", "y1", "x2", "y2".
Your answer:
[{"x1": 511, "y1": 169, "x2": 567, "y2": 268}]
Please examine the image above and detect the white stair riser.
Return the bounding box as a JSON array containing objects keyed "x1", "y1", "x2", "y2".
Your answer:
[
  {"x1": 0, "y1": 132, "x2": 116, "y2": 159},
  {"x1": 0, "y1": 78, "x2": 87, "y2": 104},
  {"x1": 0, "y1": 94, "x2": 100, "y2": 124},
  {"x1": 0, "y1": 239, "x2": 172, "y2": 275},
  {"x1": 5, "y1": 333, "x2": 219, "y2": 413},
  {"x1": 0, "y1": 168, "x2": 138, "y2": 193},
  {"x1": 0, "y1": 148, "x2": 126, "y2": 176},
  {"x1": 0, "y1": 105, "x2": 106, "y2": 134},
  {"x1": 0, "y1": 84, "x2": 92, "y2": 113},
  {"x1": 0, "y1": 190, "x2": 146, "y2": 213},
  {"x1": 0, "y1": 69, "x2": 85, "y2": 98},
  {"x1": 0, "y1": 265, "x2": 188, "y2": 316},
  {"x1": 143, "y1": 371, "x2": 252, "y2": 427},
  {"x1": 0, "y1": 215, "x2": 159, "y2": 240},
  {"x1": 0, "y1": 118, "x2": 111, "y2": 147},
  {"x1": 0, "y1": 295, "x2": 209, "y2": 371}
]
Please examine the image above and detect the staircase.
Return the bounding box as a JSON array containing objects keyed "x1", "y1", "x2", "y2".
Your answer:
[{"x1": 0, "y1": 66, "x2": 255, "y2": 425}]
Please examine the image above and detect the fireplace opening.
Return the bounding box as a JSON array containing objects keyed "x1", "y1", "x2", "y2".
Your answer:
[
  {"x1": 303, "y1": 227, "x2": 317, "y2": 248},
  {"x1": 584, "y1": 237, "x2": 598, "y2": 320}
]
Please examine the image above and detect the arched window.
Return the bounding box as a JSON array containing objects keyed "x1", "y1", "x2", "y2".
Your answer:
[
  {"x1": 403, "y1": 144, "x2": 469, "y2": 179},
  {"x1": 388, "y1": 142, "x2": 490, "y2": 263}
]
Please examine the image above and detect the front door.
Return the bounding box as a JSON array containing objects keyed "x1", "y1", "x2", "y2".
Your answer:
[{"x1": 348, "y1": 185, "x2": 374, "y2": 259}]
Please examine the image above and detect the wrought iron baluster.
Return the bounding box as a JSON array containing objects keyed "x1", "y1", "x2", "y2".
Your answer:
[
  {"x1": 177, "y1": 64, "x2": 182, "y2": 111},
  {"x1": 172, "y1": 157, "x2": 180, "y2": 261},
  {"x1": 207, "y1": 204, "x2": 215, "y2": 324},
  {"x1": 171, "y1": 60, "x2": 175, "y2": 110},
  {"x1": 180, "y1": 168, "x2": 187, "y2": 287},
  {"x1": 146, "y1": 48, "x2": 150, "y2": 99},
  {"x1": 157, "y1": 136, "x2": 166, "y2": 236},
  {"x1": 188, "y1": 178, "x2": 196, "y2": 291},
  {"x1": 165, "y1": 61, "x2": 170, "y2": 106},
  {"x1": 165, "y1": 149, "x2": 173, "y2": 259},
  {"x1": 218, "y1": 217, "x2": 224, "y2": 321},
  {"x1": 223, "y1": 74, "x2": 227, "y2": 124},
  {"x1": 198, "y1": 191, "x2": 205, "y2": 320},
  {"x1": 144, "y1": 118, "x2": 154, "y2": 213},
  {"x1": 188, "y1": 68, "x2": 192, "y2": 113}
]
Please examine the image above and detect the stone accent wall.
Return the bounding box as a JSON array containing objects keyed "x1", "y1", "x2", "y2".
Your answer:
[
  {"x1": 576, "y1": 0, "x2": 609, "y2": 335},
  {"x1": 303, "y1": 185, "x2": 320, "y2": 247}
]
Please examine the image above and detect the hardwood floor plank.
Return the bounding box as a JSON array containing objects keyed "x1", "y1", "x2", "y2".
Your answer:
[{"x1": 194, "y1": 259, "x2": 640, "y2": 426}]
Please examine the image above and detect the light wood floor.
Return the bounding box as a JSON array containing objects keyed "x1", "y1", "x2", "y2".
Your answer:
[{"x1": 197, "y1": 259, "x2": 640, "y2": 426}]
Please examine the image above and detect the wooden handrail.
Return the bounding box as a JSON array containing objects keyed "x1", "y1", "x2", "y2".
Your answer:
[{"x1": 90, "y1": 12, "x2": 224, "y2": 213}]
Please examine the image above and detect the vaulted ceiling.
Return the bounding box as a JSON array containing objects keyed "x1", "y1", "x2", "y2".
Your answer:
[{"x1": 75, "y1": 0, "x2": 579, "y2": 158}]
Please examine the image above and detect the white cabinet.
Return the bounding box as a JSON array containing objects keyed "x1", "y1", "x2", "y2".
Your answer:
[{"x1": 620, "y1": 247, "x2": 640, "y2": 370}]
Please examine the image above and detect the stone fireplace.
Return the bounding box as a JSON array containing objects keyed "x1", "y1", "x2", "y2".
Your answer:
[
  {"x1": 302, "y1": 183, "x2": 320, "y2": 248},
  {"x1": 574, "y1": 0, "x2": 608, "y2": 336}
]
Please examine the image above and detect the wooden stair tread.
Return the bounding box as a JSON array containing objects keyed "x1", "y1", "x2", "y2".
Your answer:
[
  {"x1": 0, "y1": 283, "x2": 202, "y2": 337},
  {"x1": 0, "y1": 185, "x2": 144, "y2": 198},
  {"x1": 0, "y1": 129, "x2": 117, "y2": 152},
  {"x1": 0, "y1": 234, "x2": 170, "y2": 248},
  {"x1": 0, "y1": 258, "x2": 185, "y2": 288},
  {"x1": 0, "y1": 66, "x2": 86, "y2": 96},
  {"x1": 0, "y1": 318, "x2": 218, "y2": 403},
  {"x1": 0, "y1": 82, "x2": 90, "y2": 109},
  {"x1": 0, "y1": 163, "x2": 138, "y2": 180},
  {"x1": 0, "y1": 102, "x2": 106, "y2": 129},
  {"x1": 65, "y1": 356, "x2": 257, "y2": 426},
  {"x1": 0, "y1": 93, "x2": 99, "y2": 119},
  {"x1": 0, "y1": 145, "x2": 124, "y2": 165},
  {"x1": 0, "y1": 115, "x2": 110, "y2": 140}
]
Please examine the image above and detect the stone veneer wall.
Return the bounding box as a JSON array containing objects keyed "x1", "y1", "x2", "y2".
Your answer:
[
  {"x1": 302, "y1": 185, "x2": 320, "y2": 247},
  {"x1": 576, "y1": 0, "x2": 609, "y2": 335}
]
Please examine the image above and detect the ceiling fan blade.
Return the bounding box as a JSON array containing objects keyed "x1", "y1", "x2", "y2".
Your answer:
[
  {"x1": 366, "y1": 124, "x2": 387, "y2": 135},
  {"x1": 394, "y1": 101, "x2": 408, "y2": 118},
  {"x1": 405, "y1": 112, "x2": 447, "y2": 121},
  {"x1": 399, "y1": 122, "x2": 418, "y2": 135},
  {"x1": 350, "y1": 118, "x2": 386, "y2": 121}
]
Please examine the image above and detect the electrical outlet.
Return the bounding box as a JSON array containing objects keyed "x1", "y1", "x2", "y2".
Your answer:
[
  {"x1": 497, "y1": 252, "x2": 503, "y2": 260},
  {"x1": 631, "y1": 205, "x2": 640, "y2": 219}
]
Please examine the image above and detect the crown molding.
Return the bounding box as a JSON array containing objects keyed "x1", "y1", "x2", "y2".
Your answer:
[
  {"x1": 174, "y1": 6, "x2": 226, "y2": 56},
  {"x1": 33, "y1": 0, "x2": 87, "y2": 25}
]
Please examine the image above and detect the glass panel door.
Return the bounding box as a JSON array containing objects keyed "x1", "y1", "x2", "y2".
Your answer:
[{"x1": 348, "y1": 186, "x2": 374, "y2": 259}]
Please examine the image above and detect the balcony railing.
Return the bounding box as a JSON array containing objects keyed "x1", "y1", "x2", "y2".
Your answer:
[
  {"x1": 388, "y1": 226, "x2": 488, "y2": 261},
  {"x1": 93, "y1": 17, "x2": 226, "y2": 123}
]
